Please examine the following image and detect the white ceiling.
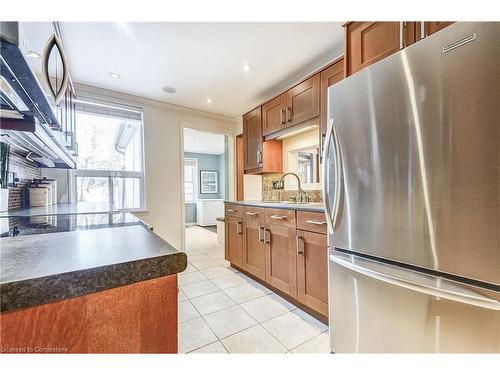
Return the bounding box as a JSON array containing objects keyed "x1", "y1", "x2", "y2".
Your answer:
[
  {"x1": 21, "y1": 22, "x2": 344, "y2": 118},
  {"x1": 184, "y1": 128, "x2": 225, "y2": 155}
]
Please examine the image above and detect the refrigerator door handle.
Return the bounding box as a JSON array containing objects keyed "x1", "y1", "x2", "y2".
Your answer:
[
  {"x1": 329, "y1": 253, "x2": 500, "y2": 311},
  {"x1": 322, "y1": 118, "x2": 343, "y2": 233},
  {"x1": 322, "y1": 118, "x2": 335, "y2": 233},
  {"x1": 331, "y1": 119, "x2": 343, "y2": 231}
]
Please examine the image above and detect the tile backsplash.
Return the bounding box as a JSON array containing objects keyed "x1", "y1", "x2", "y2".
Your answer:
[
  {"x1": 261, "y1": 173, "x2": 323, "y2": 202},
  {"x1": 7, "y1": 151, "x2": 41, "y2": 210}
]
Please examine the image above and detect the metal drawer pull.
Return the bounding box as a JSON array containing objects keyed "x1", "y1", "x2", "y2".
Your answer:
[
  {"x1": 246, "y1": 211, "x2": 258, "y2": 216},
  {"x1": 227, "y1": 208, "x2": 236, "y2": 212},
  {"x1": 264, "y1": 228, "x2": 271, "y2": 244},
  {"x1": 237, "y1": 221, "x2": 243, "y2": 235},
  {"x1": 258, "y1": 226, "x2": 264, "y2": 243},
  {"x1": 296, "y1": 235, "x2": 304, "y2": 255},
  {"x1": 270, "y1": 215, "x2": 287, "y2": 220},
  {"x1": 305, "y1": 220, "x2": 327, "y2": 226}
]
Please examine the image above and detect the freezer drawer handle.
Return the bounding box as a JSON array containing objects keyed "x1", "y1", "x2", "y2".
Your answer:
[{"x1": 329, "y1": 254, "x2": 500, "y2": 311}]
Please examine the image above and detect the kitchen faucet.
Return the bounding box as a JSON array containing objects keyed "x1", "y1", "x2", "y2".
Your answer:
[{"x1": 274, "y1": 172, "x2": 310, "y2": 203}]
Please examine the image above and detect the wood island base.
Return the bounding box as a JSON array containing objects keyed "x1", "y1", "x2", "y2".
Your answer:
[{"x1": 0, "y1": 275, "x2": 178, "y2": 354}]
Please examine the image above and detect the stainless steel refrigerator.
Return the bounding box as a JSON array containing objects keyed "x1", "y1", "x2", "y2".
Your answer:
[{"x1": 322, "y1": 22, "x2": 500, "y2": 353}]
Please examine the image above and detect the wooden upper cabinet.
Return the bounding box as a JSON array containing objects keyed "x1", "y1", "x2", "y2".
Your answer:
[
  {"x1": 236, "y1": 135, "x2": 244, "y2": 201},
  {"x1": 344, "y1": 21, "x2": 456, "y2": 77},
  {"x1": 425, "y1": 22, "x2": 455, "y2": 37},
  {"x1": 286, "y1": 73, "x2": 320, "y2": 128},
  {"x1": 344, "y1": 21, "x2": 402, "y2": 77},
  {"x1": 262, "y1": 94, "x2": 286, "y2": 136},
  {"x1": 319, "y1": 58, "x2": 343, "y2": 155},
  {"x1": 243, "y1": 107, "x2": 263, "y2": 171}
]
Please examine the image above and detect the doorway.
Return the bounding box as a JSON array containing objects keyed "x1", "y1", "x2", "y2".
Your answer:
[{"x1": 182, "y1": 127, "x2": 229, "y2": 253}]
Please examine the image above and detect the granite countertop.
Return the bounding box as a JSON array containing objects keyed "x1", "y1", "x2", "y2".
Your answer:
[
  {"x1": 0, "y1": 211, "x2": 187, "y2": 313},
  {"x1": 224, "y1": 200, "x2": 325, "y2": 213},
  {"x1": 0, "y1": 202, "x2": 120, "y2": 218}
]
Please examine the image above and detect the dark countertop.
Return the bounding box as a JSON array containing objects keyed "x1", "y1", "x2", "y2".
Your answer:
[
  {"x1": 224, "y1": 200, "x2": 325, "y2": 213},
  {"x1": 0, "y1": 211, "x2": 187, "y2": 313}
]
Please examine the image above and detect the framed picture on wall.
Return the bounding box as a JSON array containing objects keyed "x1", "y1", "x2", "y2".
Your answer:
[{"x1": 200, "y1": 170, "x2": 218, "y2": 194}]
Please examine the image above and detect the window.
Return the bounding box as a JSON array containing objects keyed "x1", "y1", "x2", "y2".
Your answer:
[
  {"x1": 74, "y1": 100, "x2": 145, "y2": 209},
  {"x1": 184, "y1": 158, "x2": 198, "y2": 202}
]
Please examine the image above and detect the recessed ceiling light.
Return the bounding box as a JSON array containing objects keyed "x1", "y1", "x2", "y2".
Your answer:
[
  {"x1": 206, "y1": 98, "x2": 212, "y2": 104},
  {"x1": 162, "y1": 86, "x2": 177, "y2": 94},
  {"x1": 242, "y1": 63, "x2": 252, "y2": 72},
  {"x1": 108, "y1": 72, "x2": 121, "y2": 79},
  {"x1": 25, "y1": 50, "x2": 41, "y2": 59}
]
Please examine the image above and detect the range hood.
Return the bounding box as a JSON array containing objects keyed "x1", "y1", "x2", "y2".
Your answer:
[{"x1": 0, "y1": 22, "x2": 76, "y2": 168}]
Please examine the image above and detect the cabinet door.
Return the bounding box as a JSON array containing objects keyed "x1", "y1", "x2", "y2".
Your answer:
[
  {"x1": 243, "y1": 107, "x2": 263, "y2": 171},
  {"x1": 264, "y1": 225, "x2": 297, "y2": 298},
  {"x1": 286, "y1": 73, "x2": 320, "y2": 127},
  {"x1": 225, "y1": 216, "x2": 243, "y2": 268},
  {"x1": 243, "y1": 218, "x2": 266, "y2": 280},
  {"x1": 296, "y1": 230, "x2": 328, "y2": 316},
  {"x1": 319, "y1": 59, "x2": 343, "y2": 156},
  {"x1": 425, "y1": 22, "x2": 454, "y2": 37},
  {"x1": 262, "y1": 94, "x2": 286, "y2": 136},
  {"x1": 344, "y1": 22, "x2": 401, "y2": 76}
]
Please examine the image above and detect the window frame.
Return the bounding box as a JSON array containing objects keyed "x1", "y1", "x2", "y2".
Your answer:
[
  {"x1": 72, "y1": 102, "x2": 146, "y2": 210},
  {"x1": 184, "y1": 157, "x2": 198, "y2": 203}
]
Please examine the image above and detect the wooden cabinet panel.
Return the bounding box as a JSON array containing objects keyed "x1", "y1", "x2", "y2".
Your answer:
[
  {"x1": 319, "y1": 58, "x2": 344, "y2": 155},
  {"x1": 296, "y1": 230, "x2": 328, "y2": 317},
  {"x1": 425, "y1": 22, "x2": 454, "y2": 37},
  {"x1": 344, "y1": 21, "x2": 401, "y2": 76},
  {"x1": 243, "y1": 107, "x2": 263, "y2": 171},
  {"x1": 296, "y1": 210, "x2": 328, "y2": 234},
  {"x1": 262, "y1": 94, "x2": 287, "y2": 136},
  {"x1": 286, "y1": 73, "x2": 320, "y2": 127},
  {"x1": 243, "y1": 211, "x2": 266, "y2": 279},
  {"x1": 225, "y1": 215, "x2": 243, "y2": 267},
  {"x1": 264, "y1": 225, "x2": 297, "y2": 298},
  {"x1": 236, "y1": 135, "x2": 244, "y2": 200}
]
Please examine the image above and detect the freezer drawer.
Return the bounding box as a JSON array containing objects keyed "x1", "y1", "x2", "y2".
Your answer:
[{"x1": 328, "y1": 250, "x2": 500, "y2": 353}]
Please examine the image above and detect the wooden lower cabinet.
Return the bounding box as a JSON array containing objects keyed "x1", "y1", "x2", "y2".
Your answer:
[
  {"x1": 296, "y1": 230, "x2": 329, "y2": 316},
  {"x1": 242, "y1": 216, "x2": 266, "y2": 280},
  {"x1": 225, "y1": 204, "x2": 328, "y2": 318},
  {"x1": 264, "y1": 225, "x2": 297, "y2": 299},
  {"x1": 225, "y1": 216, "x2": 243, "y2": 268}
]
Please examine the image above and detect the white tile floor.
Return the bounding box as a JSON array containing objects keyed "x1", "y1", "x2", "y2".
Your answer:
[{"x1": 179, "y1": 225, "x2": 330, "y2": 354}]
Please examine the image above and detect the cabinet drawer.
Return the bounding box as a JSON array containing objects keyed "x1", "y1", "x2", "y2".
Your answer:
[
  {"x1": 242, "y1": 206, "x2": 266, "y2": 224},
  {"x1": 297, "y1": 210, "x2": 328, "y2": 234},
  {"x1": 265, "y1": 208, "x2": 296, "y2": 228},
  {"x1": 225, "y1": 204, "x2": 242, "y2": 218}
]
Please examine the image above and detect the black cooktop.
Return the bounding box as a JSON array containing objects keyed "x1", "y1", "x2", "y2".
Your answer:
[{"x1": 0, "y1": 212, "x2": 145, "y2": 237}]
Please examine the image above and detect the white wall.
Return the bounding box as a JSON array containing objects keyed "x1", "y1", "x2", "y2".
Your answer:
[{"x1": 75, "y1": 84, "x2": 237, "y2": 250}]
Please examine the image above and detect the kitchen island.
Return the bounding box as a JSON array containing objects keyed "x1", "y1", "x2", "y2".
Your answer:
[{"x1": 0, "y1": 207, "x2": 187, "y2": 353}]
